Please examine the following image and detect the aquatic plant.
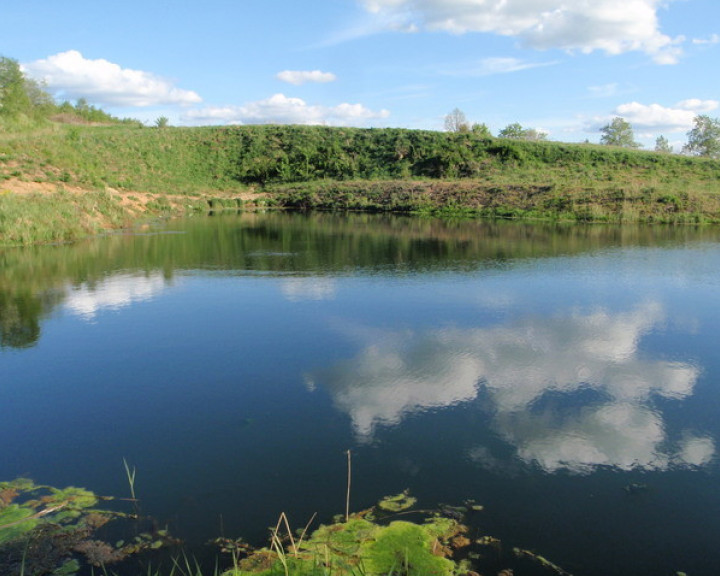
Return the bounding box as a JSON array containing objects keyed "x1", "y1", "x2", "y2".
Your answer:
[
  {"x1": 0, "y1": 478, "x2": 176, "y2": 576},
  {"x1": 221, "y1": 492, "x2": 469, "y2": 576}
]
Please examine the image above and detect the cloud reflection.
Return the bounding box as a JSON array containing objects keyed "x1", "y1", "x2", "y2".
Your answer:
[
  {"x1": 314, "y1": 303, "x2": 713, "y2": 473},
  {"x1": 64, "y1": 273, "x2": 168, "y2": 319},
  {"x1": 280, "y1": 277, "x2": 336, "y2": 301}
]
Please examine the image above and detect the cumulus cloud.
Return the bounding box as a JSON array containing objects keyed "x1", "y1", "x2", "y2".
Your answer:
[
  {"x1": 311, "y1": 303, "x2": 713, "y2": 473},
  {"x1": 182, "y1": 93, "x2": 390, "y2": 126},
  {"x1": 360, "y1": 0, "x2": 684, "y2": 63},
  {"x1": 595, "y1": 99, "x2": 720, "y2": 134},
  {"x1": 277, "y1": 70, "x2": 337, "y2": 85},
  {"x1": 22, "y1": 50, "x2": 201, "y2": 107}
]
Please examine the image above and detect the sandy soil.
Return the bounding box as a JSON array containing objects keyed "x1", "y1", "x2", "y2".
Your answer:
[{"x1": 0, "y1": 178, "x2": 264, "y2": 218}]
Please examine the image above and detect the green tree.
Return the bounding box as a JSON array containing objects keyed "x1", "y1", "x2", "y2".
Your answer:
[
  {"x1": 471, "y1": 122, "x2": 492, "y2": 137},
  {"x1": 600, "y1": 117, "x2": 641, "y2": 148},
  {"x1": 0, "y1": 56, "x2": 33, "y2": 117},
  {"x1": 155, "y1": 116, "x2": 169, "y2": 128},
  {"x1": 655, "y1": 135, "x2": 672, "y2": 154},
  {"x1": 498, "y1": 122, "x2": 547, "y2": 141},
  {"x1": 683, "y1": 115, "x2": 720, "y2": 159},
  {"x1": 498, "y1": 122, "x2": 524, "y2": 139},
  {"x1": 444, "y1": 108, "x2": 469, "y2": 133}
]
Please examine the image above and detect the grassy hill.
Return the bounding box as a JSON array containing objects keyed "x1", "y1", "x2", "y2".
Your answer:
[{"x1": 2, "y1": 123, "x2": 720, "y2": 244}]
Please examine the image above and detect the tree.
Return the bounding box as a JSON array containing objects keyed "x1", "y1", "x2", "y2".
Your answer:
[
  {"x1": 470, "y1": 122, "x2": 491, "y2": 138},
  {"x1": 0, "y1": 56, "x2": 33, "y2": 117},
  {"x1": 498, "y1": 122, "x2": 525, "y2": 139},
  {"x1": 444, "y1": 108, "x2": 469, "y2": 133},
  {"x1": 683, "y1": 115, "x2": 720, "y2": 159},
  {"x1": 600, "y1": 117, "x2": 641, "y2": 148},
  {"x1": 655, "y1": 135, "x2": 672, "y2": 154},
  {"x1": 498, "y1": 122, "x2": 547, "y2": 141},
  {"x1": 155, "y1": 116, "x2": 170, "y2": 129}
]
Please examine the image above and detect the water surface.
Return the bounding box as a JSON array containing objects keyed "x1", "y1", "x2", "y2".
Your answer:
[{"x1": 2, "y1": 212, "x2": 720, "y2": 575}]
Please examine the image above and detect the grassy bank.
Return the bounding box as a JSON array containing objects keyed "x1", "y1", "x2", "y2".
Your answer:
[{"x1": 1, "y1": 122, "x2": 720, "y2": 244}]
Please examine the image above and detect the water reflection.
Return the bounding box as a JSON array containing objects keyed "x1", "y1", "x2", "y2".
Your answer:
[
  {"x1": 64, "y1": 273, "x2": 169, "y2": 320},
  {"x1": 280, "y1": 277, "x2": 337, "y2": 301},
  {"x1": 313, "y1": 302, "x2": 712, "y2": 473}
]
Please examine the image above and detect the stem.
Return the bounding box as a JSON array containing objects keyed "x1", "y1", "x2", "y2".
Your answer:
[{"x1": 346, "y1": 449, "x2": 352, "y2": 523}]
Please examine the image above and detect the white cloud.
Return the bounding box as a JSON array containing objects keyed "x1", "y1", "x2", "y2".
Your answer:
[
  {"x1": 604, "y1": 99, "x2": 720, "y2": 134},
  {"x1": 443, "y1": 56, "x2": 557, "y2": 76},
  {"x1": 676, "y1": 99, "x2": 720, "y2": 113},
  {"x1": 23, "y1": 50, "x2": 201, "y2": 107},
  {"x1": 313, "y1": 303, "x2": 713, "y2": 473},
  {"x1": 692, "y1": 33, "x2": 720, "y2": 45},
  {"x1": 182, "y1": 93, "x2": 390, "y2": 127},
  {"x1": 360, "y1": 0, "x2": 684, "y2": 63},
  {"x1": 277, "y1": 70, "x2": 337, "y2": 85}
]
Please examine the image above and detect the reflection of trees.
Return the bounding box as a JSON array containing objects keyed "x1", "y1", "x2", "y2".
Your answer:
[
  {"x1": 2, "y1": 212, "x2": 720, "y2": 348},
  {"x1": 313, "y1": 303, "x2": 714, "y2": 473},
  {"x1": 0, "y1": 290, "x2": 42, "y2": 348}
]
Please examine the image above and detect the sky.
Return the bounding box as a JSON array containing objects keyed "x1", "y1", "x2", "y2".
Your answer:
[{"x1": 3, "y1": 0, "x2": 719, "y2": 148}]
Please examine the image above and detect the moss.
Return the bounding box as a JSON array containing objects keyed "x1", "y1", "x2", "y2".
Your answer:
[{"x1": 362, "y1": 521, "x2": 456, "y2": 576}]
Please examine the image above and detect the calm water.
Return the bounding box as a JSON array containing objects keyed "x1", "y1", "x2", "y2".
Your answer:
[{"x1": 2, "y1": 212, "x2": 720, "y2": 575}]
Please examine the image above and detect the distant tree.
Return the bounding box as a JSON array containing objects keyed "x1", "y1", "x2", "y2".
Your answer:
[
  {"x1": 74, "y1": 98, "x2": 90, "y2": 115},
  {"x1": 600, "y1": 117, "x2": 641, "y2": 148},
  {"x1": 155, "y1": 116, "x2": 169, "y2": 129},
  {"x1": 655, "y1": 135, "x2": 672, "y2": 154},
  {"x1": 498, "y1": 122, "x2": 547, "y2": 141},
  {"x1": 683, "y1": 115, "x2": 720, "y2": 159},
  {"x1": 498, "y1": 122, "x2": 524, "y2": 139},
  {"x1": 522, "y1": 128, "x2": 548, "y2": 141},
  {"x1": 444, "y1": 108, "x2": 469, "y2": 133},
  {"x1": 470, "y1": 122, "x2": 492, "y2": 138}
]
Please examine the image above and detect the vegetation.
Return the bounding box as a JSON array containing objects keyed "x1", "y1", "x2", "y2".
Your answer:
[
  {"x1": 684, "y1": 114, "x2": 720, "y2": 159},
  {"x1": 0, "y1": 56, "x2": 136, "y2": 127},
  {"x1": 600, "y1": 117, "x2": 641, "y2": 148},
  {"x1": 0, "y1": 478, "x2": 177, "y2": 576},
  {"x1": 498, "y1": 122, "x2": 547, "y2": 141},
  {"x1": 655, "y1": 135, "x2": 672, "y2": 154},
  {"x1": 2, "y1": 55, "x2": 720, "y2": 245},
  {"x1": 1, "y1": 477, "x2": 576, "y2": 576},
  {"x1": 1, "y1": 121, "x2": 720, "y2": 246}
]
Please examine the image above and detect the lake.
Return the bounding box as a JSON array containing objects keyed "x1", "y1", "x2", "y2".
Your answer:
[{"x1": 2, "y1": 212, "x2": 720, "y2": 575}]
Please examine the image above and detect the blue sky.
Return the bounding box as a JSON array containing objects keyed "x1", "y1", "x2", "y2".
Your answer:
[{"x1": 4, "y1": 0, "x2": 719, "y2": 148}]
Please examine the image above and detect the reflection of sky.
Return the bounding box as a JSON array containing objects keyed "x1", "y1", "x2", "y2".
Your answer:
[
  {"x1": 280, "y1": 277, "x2": 336, "y2": 301},
  {"x1": 64, "y1": 273, "x2": 168, "y2": 319},
  {"x1": 313, "y1": 302, "x2": 713, "y2": 473}
]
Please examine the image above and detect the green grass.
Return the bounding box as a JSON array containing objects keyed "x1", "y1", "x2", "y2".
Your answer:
[
  {"x1": 0, "y1": 188, "x2": 130, "y2": 245},
  {"x1": 1, "y1": 123, "x2": 719, "y2": 245}
]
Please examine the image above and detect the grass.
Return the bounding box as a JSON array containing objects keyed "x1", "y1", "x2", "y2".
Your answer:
[
  {"x1": 1, "y1": 122, "x2": 719, "y2": 246},
  {"x1": 0, "y1": 188, "x2": 130, "y2": 245}
]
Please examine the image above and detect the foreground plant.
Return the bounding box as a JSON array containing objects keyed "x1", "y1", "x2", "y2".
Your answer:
[{"x1": 0, "y1": 478, "x2": 176, "y2": 576}]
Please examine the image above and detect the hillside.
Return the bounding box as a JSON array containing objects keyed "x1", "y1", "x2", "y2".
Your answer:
[{"x1": 2, "y1": 123, "x2": 720, "y2": 245}]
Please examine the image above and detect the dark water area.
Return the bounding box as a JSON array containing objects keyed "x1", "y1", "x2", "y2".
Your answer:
[{"x1": 2, "y1": 212, "x2": 720, "y2": 575}]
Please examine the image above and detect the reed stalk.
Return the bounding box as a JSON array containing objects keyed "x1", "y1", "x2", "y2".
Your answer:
[{"x1": 346, "y1": 449, "x2": 352, "y2": 523}]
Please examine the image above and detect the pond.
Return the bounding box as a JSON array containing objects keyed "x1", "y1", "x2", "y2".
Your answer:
[{"x1": 2, "y1": 212, "x2": 720, "y2": 575}]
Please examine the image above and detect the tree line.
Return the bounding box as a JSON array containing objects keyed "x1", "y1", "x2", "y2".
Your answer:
[
  {"x1": 2, "y1": 52, "x2": 718, "y2": 159},
  {"x1": 446, "y1": 108, "x2": 720, "y2": 159},
  {"x1": 0, "y1": 55, "x2": 134, "y2": 125}
]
